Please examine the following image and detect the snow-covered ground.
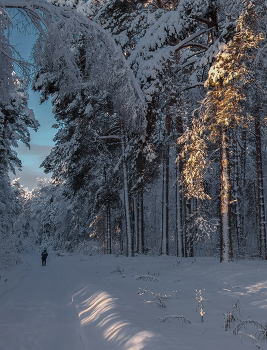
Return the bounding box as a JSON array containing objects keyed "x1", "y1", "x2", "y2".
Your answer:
[{"x1": 0, "y1": 253, "x2": 266, "y2": 350}]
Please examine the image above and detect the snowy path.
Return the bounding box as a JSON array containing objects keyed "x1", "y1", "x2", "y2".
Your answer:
[
  {"x1": 0, "y1": 254, "x2": 84, "y2": 350},
  {"x1": 0, "y1": 254, "x2": 266, "y2": 350},
  {"x1": 0, "y1": 254, "x2": 159, "y2": 350}
]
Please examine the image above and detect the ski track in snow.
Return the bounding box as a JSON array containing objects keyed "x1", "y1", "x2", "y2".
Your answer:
[
  {"x1": 0, "y1": 255, "x2": 84, "y2": 350},
  {"x1": 0, "y1": 254, "x2": 159, "y2": 350},
  {"x1": 0, "y1": 271, "x2": 28, "y2": 301},
  {"x1": 0, "y1": 254, "x2": 267, "y2": 350}
]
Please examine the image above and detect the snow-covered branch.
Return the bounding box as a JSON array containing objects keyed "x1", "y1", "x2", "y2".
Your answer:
[{"x1": 1, "y1": 0, "x2": 146, "y2": 110}]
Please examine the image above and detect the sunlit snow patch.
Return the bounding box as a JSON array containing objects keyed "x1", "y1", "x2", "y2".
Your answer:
[
  {"x1": 72, "y1": 286, "x2": 156, "y2": 350},
  {"x1": 245, "y1": 280, "x2": 267, "y2": 310},
  {"x1": 245, "y1": 281, "x2": 267, "y2": 294}
]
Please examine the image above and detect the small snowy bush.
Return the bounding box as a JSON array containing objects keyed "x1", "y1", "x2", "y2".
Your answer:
[
  {"x1": 158, "y1": 315, "x2": 191, "y2": 326},
  {"x1": 0, "y1": 235, "x2": 22, "y2": 269},
  {"x1": 233, "y1": 319, "x2": 267, "y2": 348}
]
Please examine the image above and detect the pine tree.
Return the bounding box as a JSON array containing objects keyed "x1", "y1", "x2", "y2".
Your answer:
[{"x1": 179, "y1": 0, "x2": 264, "y2": 261}]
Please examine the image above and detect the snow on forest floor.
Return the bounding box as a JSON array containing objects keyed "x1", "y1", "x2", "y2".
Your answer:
[{"x1": 0, "y1": 253, "x2": 267, "y2": 350}]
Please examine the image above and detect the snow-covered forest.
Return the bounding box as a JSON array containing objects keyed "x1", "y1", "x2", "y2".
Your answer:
[{"x1": 1, "y1": 0, "x2": 267, "y2": 265}]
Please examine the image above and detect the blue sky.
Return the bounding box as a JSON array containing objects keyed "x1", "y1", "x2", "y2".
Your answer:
[{"x1": 8, "y1": 17, "x2": 57, "y2": 190}]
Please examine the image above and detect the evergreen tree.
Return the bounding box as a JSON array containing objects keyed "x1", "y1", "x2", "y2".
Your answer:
[{"x1": 179, "y1": 0, "x2": 264, "y2": 261}]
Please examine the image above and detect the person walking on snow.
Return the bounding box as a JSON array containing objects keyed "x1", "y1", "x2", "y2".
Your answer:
[{"x1": 41, "y1": 249, "x2": 48, "y2": 266}]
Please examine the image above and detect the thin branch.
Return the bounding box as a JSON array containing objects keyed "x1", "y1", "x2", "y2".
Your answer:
[
  {"x1": 172, "y1": 27, "x2": 213, "y2": 54},
  {"x1": 185, "y1": 42, "x2": 209, "y2": 51},
  {"x1": 194, "y1": 16, "x2": 214, "y2": 28},
  {"x1": 181, "y1": 82, "x2": 204, "y2": 91},
  {"x1": 98, "y1": 135, "x2": 121, "y2": 140}
]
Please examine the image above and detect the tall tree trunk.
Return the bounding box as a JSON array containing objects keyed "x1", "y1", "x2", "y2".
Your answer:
[
  {"x1": 161, "y1": 144, "x2": 169, "y2": 255},
  {"x1": 138, "y1": 191, "x2": 144, "y2": 254},
  {"x1": 185, "y1": 198, "x2": 193, "y2": 256},
  {"x1": 121, "y1": 135, "x2": 133, "y2": 257},
  {"x1": 133, "y1": 194, "x2": 138, "y2": 253},
  {"x1": 240, "y1": 129, "x2": 247, "y2": 245},
  {"x1": 220, "y1": 128, "x2": 233, "y2": 262},
  {"x1": 255, "y1": 112, "x2": 267, "y2": 260},
  {"x1": 176, "y1": 114, "x2": 183, "y2": 258},
  {"x1": 182, "y1": 195, "x2": 186, "y2": 257},
  {"x1": 176, "y1": 160, "x2": 182, "y2": 258},
  {"x1": 104, "y1": 168, "x2": 112, "y2": 254},
  {"x1": 189, "y1": 198, "x2": 197, "y2": 257},
  {"x1": 232, "y1": 134, "x2": 242, "y2": 255},
  {"x1": 161, "y1": 115, "x2": 171, "y2": 255},
  {"x1": 106, "y1": 202, "x2": 111, "y2": 254}
]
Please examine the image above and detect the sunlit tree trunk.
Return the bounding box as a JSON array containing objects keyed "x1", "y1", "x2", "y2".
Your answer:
[
  {"x1": 255, "y1": 110, "x2": 267, "y2": 260},
  {"x1": 220, "y1": 128, "x2": 233, "y2": 262},
  {"x1": 176, "y1": 161, "x2": 182, "y2": 258},
  {"x1": 176, "y1": 114, "x2": 183, "y2": 258}
]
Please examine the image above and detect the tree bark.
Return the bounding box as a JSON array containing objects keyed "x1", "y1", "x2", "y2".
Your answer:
[
  {"x1": 161, "y1": 115, "x2": 171, "y2": 255},
  {"x1": 255, "y1": 112, "x2": 267, "y2": 260},
  {"x1": 176, "y1": 114, "x2": 183, "y2": 258},
  {"x1": 138, "y1": 191, "x2": 144, "y2": 254},
  {"x1": 185, "y1": 198, "x2": 194, "y2": 257},
  {"x1": 161, "y1": 144, "x2": 169, "y2": 255},
  {"x1": 133, "y1": 194, "x2": 138, "y2": 252},
  {"x1": 240, "y1": 128, "x2": 247, "y2": 244},
  {"x1": 104, "y1": 168, "x2": 112, "y2": 254},
  {"x1": 220, "y1": 128, "x2": 233, "y2": 262},
  {"x1": 176, "y1": 161, "x2": 182, "y2": 258},
  {"x1": 232, "y1": 134, "x2": 242, "y2": 255},
  {"x1": 121, "y1": 135, "x2": 134, "y2": 257},
  {"x1": 106, "y1": 202, "x2": 111, "y2": 254}
]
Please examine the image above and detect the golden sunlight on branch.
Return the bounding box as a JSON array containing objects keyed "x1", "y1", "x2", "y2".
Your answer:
[{"x1": 177, "y1": 117, "x2": 210, "y2": 200}]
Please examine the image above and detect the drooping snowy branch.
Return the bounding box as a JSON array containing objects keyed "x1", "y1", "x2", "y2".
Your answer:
[{"x1": 1, "y1": 0, "x2": 146, "y2": 119}]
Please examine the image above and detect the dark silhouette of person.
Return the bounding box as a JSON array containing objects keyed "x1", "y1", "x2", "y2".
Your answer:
[{"x1": 41, "y1": 249, "x2": 48, "y2": 266}]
